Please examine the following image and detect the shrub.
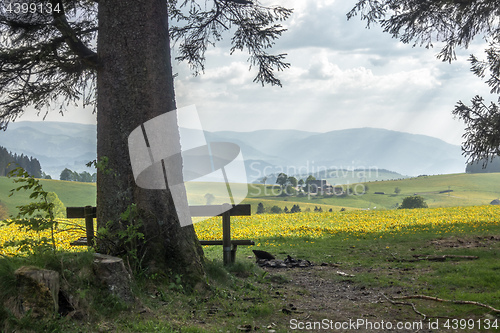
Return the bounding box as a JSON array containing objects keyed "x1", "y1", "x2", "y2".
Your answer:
[
  {"x1": 290, "y1": 204, "x2": 301, "y2": 213},
  {"x1": 256, "y1": 202, "x2": 265, "y2": 214},
  {"x1": 4, "y1": 167, "x2": 61, "y2": 254},
  {"x1": 46, "y1": 192, "x2": 66, "y2": 219},
  {"x1": 204, "y1": 193, "x2": 215, "y2": 205},
  {"x1": 399, "y1": 195, "x2": 428, "y2": 209},
  {"x1": 270, "y1": 206, "x2": 283, "y2": 214},
  {"x1": 284, "y1": 185, "x2": 297, "y2": 196}
]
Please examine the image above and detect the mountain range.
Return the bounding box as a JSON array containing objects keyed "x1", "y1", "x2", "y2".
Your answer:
[
  {"x1": 204, "y1": 127, "x2": 466, "y2": 181},
  {"x1": 0, "y1": 121, "x2": 466, "y2": 180}
]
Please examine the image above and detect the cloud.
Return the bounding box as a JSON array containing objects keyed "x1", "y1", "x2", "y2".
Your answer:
[
  {"x1": 276, "y1": 0, "x2": 407, "y2": 56},
  {"x1": 197, "y1": 62, "x2": 254, "y2": 86},
  {"x1": 279, "y1": 49, "x2": 442, "y2": 99},
  {"x1": 170, "y1": 0, "x2": 495, "y2": 146}
]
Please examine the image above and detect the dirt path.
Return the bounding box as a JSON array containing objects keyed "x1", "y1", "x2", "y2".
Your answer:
[
  {"x1": 252, "y1": 235, "x2": 500, "y2": 332},
  {"x1": 264, "y1": 265, "x2": 442, "y2": 332}
]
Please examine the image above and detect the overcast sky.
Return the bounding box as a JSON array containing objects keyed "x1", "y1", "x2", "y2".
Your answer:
[{"x1": 20, "y1": 0, "x2": 494, "y2": 146}]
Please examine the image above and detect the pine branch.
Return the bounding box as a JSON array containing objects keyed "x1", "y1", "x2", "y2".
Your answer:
[
  {"x1": 171, "y1": 0, "x2": 292, "y2": 86},
  {"x1": 50, "y1": 0, "x2": 98, "y2": 68}
]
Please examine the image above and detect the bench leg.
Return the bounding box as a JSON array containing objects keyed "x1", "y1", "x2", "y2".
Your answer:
[
  {"x1": 230, "y1": 244, "x2": 238, "y2": 263},
  {"x1": 223, "y1": 246, "x2": 232, "y2": 265},
  {"x1": 223, "y1": 211, "x2": 232, "y2": 265}
]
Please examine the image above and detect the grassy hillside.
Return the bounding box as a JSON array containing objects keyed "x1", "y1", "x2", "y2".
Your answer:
[
  {"x1": 0, "y1": 176, "x2": 96, "y2": 217},
  {"x1": 322, "y1": 168, "x2": 408, "y2": 184},
  {"x1": 2, "y1": 172, "x2": 499, "y2": 218},
  {"x1": 359, "y1": 172, "x2": 500, "y2": 208},
  {"x1": 245, "y1": 173, "x2": 500, "y2": 211}
]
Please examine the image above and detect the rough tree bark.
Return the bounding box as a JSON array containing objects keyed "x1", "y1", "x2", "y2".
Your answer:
[{"x1": 96, "y1": 0, "x2": 205, "y2": 284}]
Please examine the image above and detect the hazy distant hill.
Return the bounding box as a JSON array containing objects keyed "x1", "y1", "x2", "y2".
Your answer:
[
  {"x1": 207, "y1": 128, "x2": 466, "y2": 179},
  {"x1": 0, "y1": 122, "x2": 465, "y2": 180},
  {"x1": 0, "y1": 122, "x2": 96, "y2": 178},
  {"x1": 281, "y1": 128, "x2": 464, "y2": 176}
]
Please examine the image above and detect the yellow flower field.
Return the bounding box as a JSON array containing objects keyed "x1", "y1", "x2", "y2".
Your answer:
[
  {"x1": 0, "y1": 219, "x2": 88, "y2": 256},
  {"x1": 193, "y1": 205, "x2": 500, "y2": 241},
  {"x1": 1, "y1": 205, "x2": 499, "y2": 256}
]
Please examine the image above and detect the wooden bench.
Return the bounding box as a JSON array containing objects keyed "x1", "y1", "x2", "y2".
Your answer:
[
  {"x1": 191, "y1": 204, "x2": 254, "y2": 264},
  {"x1": 67, "y1": 205, "x2": 96, "y2": 246},
  {"x1": 67, "y1": 204, "x2": 254, "y2": 265}
]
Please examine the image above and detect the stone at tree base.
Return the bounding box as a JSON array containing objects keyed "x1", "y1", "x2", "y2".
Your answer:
[
  {"x1": 92, "y1": 253, "x2": 135, "y2": 304},
  {"x1": 10, "y1": 266, "x2": 60, "y2": 318}
]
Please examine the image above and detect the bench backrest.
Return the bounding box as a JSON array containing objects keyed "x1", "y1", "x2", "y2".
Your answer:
[{"x1": 66, "y1": 204, "x2": 251, "y2": 219}]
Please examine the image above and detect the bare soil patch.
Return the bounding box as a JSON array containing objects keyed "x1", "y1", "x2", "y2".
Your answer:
[
  {"x1": 263, "y1": 265, "x2": 437, "y2": 333},
  {"x1": 429, "y1": 235, "x2": 500, "y2": 249}
]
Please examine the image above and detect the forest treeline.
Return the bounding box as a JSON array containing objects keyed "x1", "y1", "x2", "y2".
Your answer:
[
  {"x1": 0, "y1": 146, "x2": 42, "y2": 178},
  {"x1": 466, "y1": 158, "x2": 500, "y2": 173}
]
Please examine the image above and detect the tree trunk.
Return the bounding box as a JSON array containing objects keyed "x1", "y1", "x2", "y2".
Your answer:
[{"x1": 96, "y1": 0, "x2": 205, "y2": 285}]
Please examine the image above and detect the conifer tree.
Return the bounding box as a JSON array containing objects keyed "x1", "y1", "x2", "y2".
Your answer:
[{"x1": 1, "y1": 0, "x2": 292, "y2": 282}]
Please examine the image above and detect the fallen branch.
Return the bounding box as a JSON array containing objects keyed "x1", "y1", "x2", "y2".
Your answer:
[
  {"x1": 393, "y1": 295, "x2": 500, "y2": 313},
  {"x1": 336, "y1": 270, "x2": 355, "y2": 277},
  {"x1": 382, "y1": 294, "x2": 427, "y2": 320},
  {"x1": 390, "y1": 253, "x2": 479, "y2": 262},
  {"x1": 413, "y1": 255, "x2": 479, "y2": 261}
]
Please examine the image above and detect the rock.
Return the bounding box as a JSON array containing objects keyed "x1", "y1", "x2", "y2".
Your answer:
[
  {"x1": 256, "y1": 255, "x2": 313, "y2": 268},
  {"x1": 9, "y1": 266, "x2": 60, "y2": 318},
  {"x1": 92, "y1": 253, "x2": 135, "y2": 304},
  {"x1": 252, "y1": 250, "x2": 275, "y2": 260},
  {"x1": 490, "y1": 199, "x2": 500, "y2": 205},
  {"x1": 237, "y1": 324, "x2": 252, "y2": 331}
]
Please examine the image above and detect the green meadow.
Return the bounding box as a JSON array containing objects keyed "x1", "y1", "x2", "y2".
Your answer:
[
  {"x1": 0, "y1": 176, "x2": 96, "y2": 217},
  {"x1": 1, "y1": 172, "x2": 500, "y2": 217},
  {"x1": 1, "y1": 207, "x2": 499, "y2": 332},
  {"x1": 1, "y1": 173, "x2": 500, "y2": 331}
]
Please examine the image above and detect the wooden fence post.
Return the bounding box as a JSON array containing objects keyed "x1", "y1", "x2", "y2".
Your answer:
[
  {"x1": 222, "y1": 210, "x2": 231, "y2": 265},
  {"x1": 84, "y1": 205, "x2": 94, "y2": 246}
]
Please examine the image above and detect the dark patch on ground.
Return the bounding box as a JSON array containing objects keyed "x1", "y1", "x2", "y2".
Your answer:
[{"x1": 430, "y1": 235, "x2": 500, "y2": 249}]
